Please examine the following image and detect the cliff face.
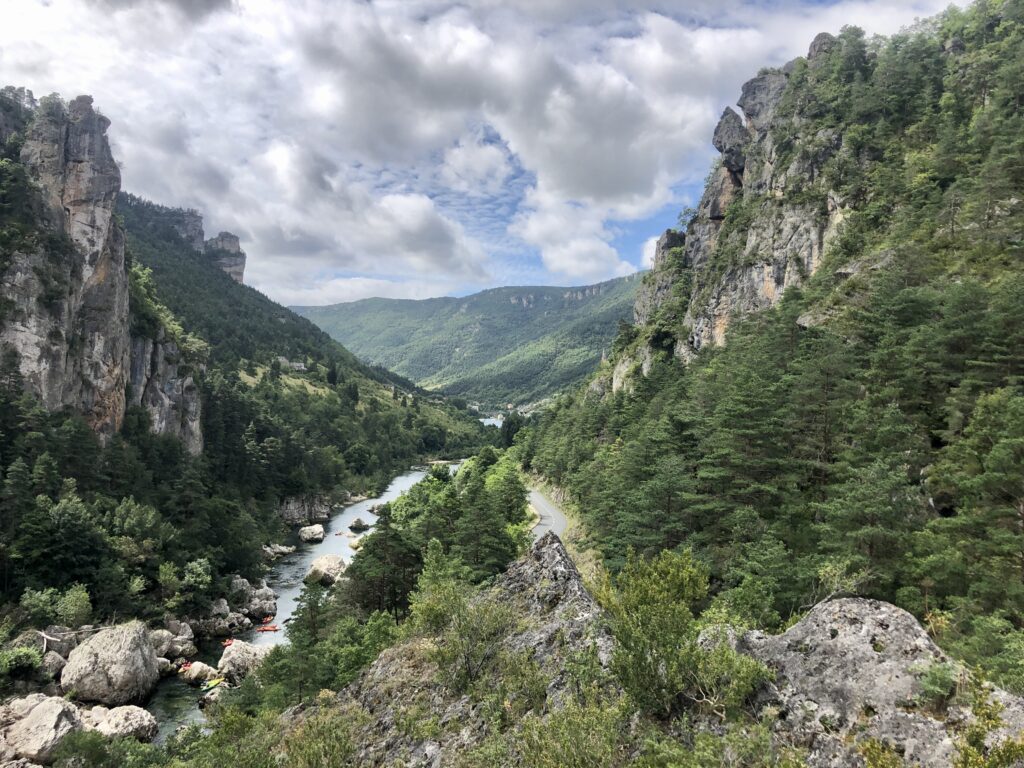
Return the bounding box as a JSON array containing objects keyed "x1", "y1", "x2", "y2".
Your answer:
[
  {"x1": 0, "y1": 92, "x2": 202, "y2": 449},
  {"x1": 204, "y1": 231, "x2": 245, "y2": 283},
  {"x1": 128, "y1": 332, "x2": 203, "y2": 454},
  {"x1": 1, "y1": 95, "x2": 131, "y2": 436},
  {"x1": 634, "y1": 34, "x2": 848, "y2": 364}
]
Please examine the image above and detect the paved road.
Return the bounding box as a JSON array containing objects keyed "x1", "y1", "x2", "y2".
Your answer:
[{"x1": 530, "y1": 488, "x2": 568, "y2": 539}]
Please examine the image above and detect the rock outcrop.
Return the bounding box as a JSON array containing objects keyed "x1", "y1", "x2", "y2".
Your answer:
[
  {"x1": 204, "y1": 231, "x2": 246, "y2": 283},
  {"x1": 167, "y1": 208, "x2": 205, "y2": 251},
  {"x1": 0, "y1": 92, "x2": 203, "y2": 451},
  {"x1": 279, "y1": 495, "x2": 332, "y2": 526},
  {"x1": 632, "y1": 35, "x2": 850, "y2": 369},
  {"x1": 0, "y1": 694, "x2": 157, "y2": 764},
  {"x1": 127, "y1": 330, "x2": 203, "y2": 454},
  {"x1": 311, "y1": 533, "x2": 612, "y2": 766},
  {"x1": 0, "y1": 95, "x2": 130, "y2": 437},
  {"x1": 60, "y1": 622, "x2": 159, "y2": 706},
  {"x1": 734, "y1": 598, "x2": 1024, "y2": 766}
]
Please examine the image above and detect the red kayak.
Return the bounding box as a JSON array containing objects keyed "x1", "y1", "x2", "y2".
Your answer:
[{"x1": 255, "y1": 625, "x2": 280, "y2": 633}]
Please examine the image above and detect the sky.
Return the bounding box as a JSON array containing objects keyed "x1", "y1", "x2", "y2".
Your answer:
[{"x1": 1, "y1": 0, "x2": 953, "y2": 305}]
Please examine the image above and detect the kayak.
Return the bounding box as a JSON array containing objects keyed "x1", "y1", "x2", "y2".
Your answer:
[
  {"x1": 255, "y1": 625, "x2": 280, "y2": 632},
  {"x1": 200, "y1": 677, "x2": 225, "y2": 693},
  {"x1": 221, "y1": 638, "x2": 234, "y2": 647}
]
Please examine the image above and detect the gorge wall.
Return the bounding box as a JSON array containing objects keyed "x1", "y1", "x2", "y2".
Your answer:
[
  {"x1": 632, "y1": 33, "x2": 849, "y2": 376},
  {"x1": 0, "y1": 91, "x2": 202, "y2": 452}
]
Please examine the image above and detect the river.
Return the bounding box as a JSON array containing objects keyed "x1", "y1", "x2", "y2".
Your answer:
[{"x1": 146, "y1": 466, "x2": 568, "y2": 742}]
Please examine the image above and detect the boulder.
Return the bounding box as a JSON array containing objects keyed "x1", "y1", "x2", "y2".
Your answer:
[
  {"x1": 304, "y1": 554, "x2": 346, "y2": 586},
  {"x1": 298, "y1": 524, "x2": 325, "y2": 543},
  {"x1": 262, "y1": 543, "x2": 296, "y2": 560},
  {"x1": 228, "y1": 576, "x2": 277, "y2": 620},
  {"x1": 217, "y1": 640, "x2": 269, "y2": 685},
  {"x1": 164, "y1": 618, "x2": 194, "y2": 641},
  {"x1": 91, "y1": 706, "x2": 158, "y2": 742},
  {"x1": 179, "y1": 661, "x2": 219, "y2": 685},
  {"x1": 37, "y1": 653, "x2": 65, "y2": 682},
  {"x1": 157, "y1": 657, "x2": 172, "y2": 676},
  {"x1": 148, "y1": 629, "x2": 174, "y2": 658},
  {"x1": 60, "y1": 622, "x2": 159, "y2": 706},
  {"x1": 3, "y1": 697, "x2": 81, "y2": 764},
  {"x1": 190, "y1": 599, "x2": 252, "y2": 638}
]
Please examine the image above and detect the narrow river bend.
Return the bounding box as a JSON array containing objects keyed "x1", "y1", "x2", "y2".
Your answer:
[{"x1": 146, "y1": 465, "x2": 569, "y2": 741}]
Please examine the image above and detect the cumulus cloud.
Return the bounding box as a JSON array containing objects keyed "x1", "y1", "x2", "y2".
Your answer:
[
  {"x1": 0, "y1": 0, "x2": 954, "y2": 302},
  {"x1": 641, "y1": 235, "x2": 659, "y2": 269}
]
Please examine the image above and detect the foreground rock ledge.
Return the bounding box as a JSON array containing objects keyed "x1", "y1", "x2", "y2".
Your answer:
[
  {"x1": 282, "y1": 535, "x2": 1023, "y2": 767},
  {"x1": 737, "y1": 598, "x2": 1024, "y2": 766}
]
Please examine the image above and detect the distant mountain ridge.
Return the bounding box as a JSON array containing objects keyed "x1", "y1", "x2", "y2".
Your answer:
[{"x1": 293, "y1": 274, "x2": 641, "y2": 407}]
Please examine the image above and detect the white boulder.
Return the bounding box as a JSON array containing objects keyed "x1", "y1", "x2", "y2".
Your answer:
[
  {"x1": 298, "y1": 524, "x2": 325, "y2": 543},
  {"x1": 304, "y1": 554, "x2": 346, "y2": 586},
  {"x1": 60, "y1": 622, "x2": 159, "y2": 706}
]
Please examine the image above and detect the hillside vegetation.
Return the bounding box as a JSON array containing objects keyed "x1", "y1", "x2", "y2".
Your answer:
[
  {"x1": 523, "y1": 0, "x2": 1024, "y2": 694},
  {"x1": 293, "y1": 275, "x2": 640, "y2": 408}
]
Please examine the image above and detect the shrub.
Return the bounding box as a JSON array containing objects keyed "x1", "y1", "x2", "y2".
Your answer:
[
  {"x1": 19, "y1": 587, "x2": 59, "y2": 626},
  {"x1": 55, "y1": 583, "x2": 92, "y2": 627},
  {"x1": 432, "y1": 594, "x2": 516, "y2": 693}
]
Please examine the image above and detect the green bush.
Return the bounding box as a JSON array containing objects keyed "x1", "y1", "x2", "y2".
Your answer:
[{"x1": 432, "y1": 593, "x2": 516, "y2": 693}]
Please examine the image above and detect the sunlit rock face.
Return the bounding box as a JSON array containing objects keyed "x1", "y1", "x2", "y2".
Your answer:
[
  {"x1": 633, "y1": 33, "x2": 850, "y2": 367},
  {"x1": 0, "y1": 92, "x2": 203, "y2": 449},
  {"x1": 2, "y1": 94, "x2": 131, "y2": 437}
]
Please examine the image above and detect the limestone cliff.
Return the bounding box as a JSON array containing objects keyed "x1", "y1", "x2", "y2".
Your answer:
[
  {"x1": 0, "y1": 91, "x2": 202, "y2": 449},
  {"x1": 0, "y1": 94, "x2": 131, "y2": 435},
  {"x1": 204, "y1": 231, "x2": 245, "y2": 283},
  {"x1": 127, "y1": 330, "x2": 203, "y2": 454},
  {"x1": 634, "y1": 34, "x2": 849, "y2": 367}
]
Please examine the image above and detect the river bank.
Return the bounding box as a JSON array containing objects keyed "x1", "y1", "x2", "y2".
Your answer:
[
  {"x1": 145, "y1": 466, "x2": 435, "y2": 742},
  {"x1": 145, "y1": 467, "x2": 576, "y2": 742}
]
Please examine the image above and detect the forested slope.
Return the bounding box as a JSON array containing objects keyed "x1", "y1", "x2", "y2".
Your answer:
[
  {"x1": 523, "y1": 0, "x2": 1024, "y2": 691},
  {"x1": 293, "y1": 275, "x2": 639, "y2": 407},
  {"x1": 0, "y1": 86, "x2": 486, "y2": 649}
]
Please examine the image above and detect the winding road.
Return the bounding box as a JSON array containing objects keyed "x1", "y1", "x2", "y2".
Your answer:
[{"x1": 529, "y1": 487, "x2": 568, "y2": 539}]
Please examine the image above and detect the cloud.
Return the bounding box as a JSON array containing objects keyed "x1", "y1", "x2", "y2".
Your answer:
[
  {"x1": 0, "y1": 0, "x2": 955, "y2": 301},
  {"x1": 641, "y1": 235, "x2": 658, "y2": 269},
  {"x1": 440, "y1": 130, "x2": 512, "y2": 195},
  {"x1": 84, "y1": 0, "x2": 232, "y2": 19}
]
